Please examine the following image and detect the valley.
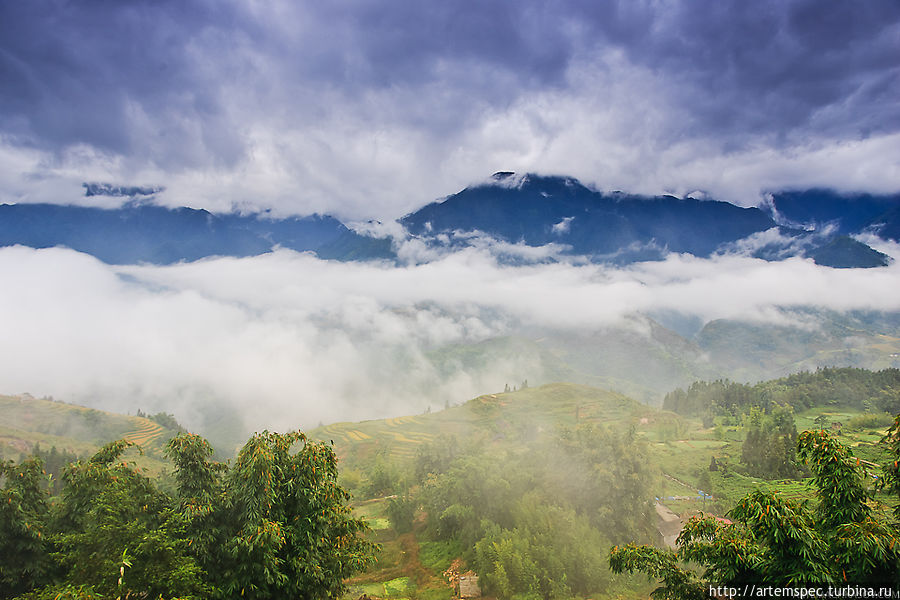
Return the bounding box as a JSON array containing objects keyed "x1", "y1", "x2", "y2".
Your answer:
[{"x1": 5, "y1": 368, "x2": 899, "y2": 598}]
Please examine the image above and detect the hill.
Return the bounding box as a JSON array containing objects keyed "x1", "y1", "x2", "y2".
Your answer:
[
  {"x1": 0, "y1": 393, "x2": 183, "y2": 472},
  {"x1": 310, "y1": 382, "x2": 647, "y2": 470},
  {"x1": 418, "y1": 310, "x2": 900, "y2": 408}
]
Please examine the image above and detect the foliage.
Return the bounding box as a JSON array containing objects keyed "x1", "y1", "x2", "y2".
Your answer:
[
  {"x1": 475, "y1": 496, "x2": 610, "y2": 600},
  {"x1": 846, "y1": 412, "x2": 894, "y2": 431},
  {"x1": 7, "y1": 431, "x2": 376, "y2": 600},
  {"x1": 18, "y1": 444, "x2": 81, "y2": 495},
  {"x1": 48, "y1": 439, "x2": 208, "y2": 599},
  {"x1": 741, "y1": 405, "x2": 801, "y2": 478},
  {"x1": 609, "y1": 544, "x2": 705, "y2": 600},
  {"x1": 166, "y1": 430, "x2": 378, "y2": 599},
  {"x1": 610, "y1": 427, "x2": 900, "y2": 596},
  {"x1": 418, "y1": 423, "x2": 655, "y2": 599},
  {"x1": 386, "y1": 493, "x2": 417, "y2": 533},
  {"x1": 364, "y1": 453, "x2": 405, "y2": 499},
  {"x1": 414, "y1": 434, "x2": 460, "y2": 481},
  {"x1": 147, "y1": 410, "x2": 187, "y2": 433},
  {"x1": 12, "y1": 584, "x2": 103, "y2": 600},
  {"x1": 880, "y1": 414, "x2": 900, "y2": 517},
  {"x1": 664, "y1": 368, "x2": 900, "y2": 417},
  {"x1": 0, "y1": 457, "x2": 50, "y2": 598}
]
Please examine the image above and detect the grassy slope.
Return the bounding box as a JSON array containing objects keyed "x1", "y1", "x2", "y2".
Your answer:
[
  {"x1": 0, "y1": 394, "x2": 177, "y2": 473},
  {"x1": 311, "y1": 382, "x2": 646, "y2": 472},
  {"x1": 5, "y1": 381, "x2": 893, "y2": 598}
]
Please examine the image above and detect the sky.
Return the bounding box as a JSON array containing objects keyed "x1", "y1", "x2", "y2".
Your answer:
[{"x1": 1, "y1": 0, "x2": 899, "y2": 220}]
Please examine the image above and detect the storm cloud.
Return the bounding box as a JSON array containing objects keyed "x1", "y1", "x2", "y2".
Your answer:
[{"x1": 1, "y1": 0, "x2": 898, "y2": 217}]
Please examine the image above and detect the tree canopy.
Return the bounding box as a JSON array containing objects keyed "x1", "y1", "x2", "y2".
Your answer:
[
  {"x1": 1, "y1": 430, "x2": 376, "y2": 600},
  {"x1": 610, "y1": 422, "x2": 900, "y2": 598}
]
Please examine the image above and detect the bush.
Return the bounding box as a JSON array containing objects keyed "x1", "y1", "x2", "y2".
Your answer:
[
  {"x1": 386, "y1": 494, "x2": 417, "y2": 533},
  {"x1": 846, "y1": 412, "x2": 894, "y2": 431}
]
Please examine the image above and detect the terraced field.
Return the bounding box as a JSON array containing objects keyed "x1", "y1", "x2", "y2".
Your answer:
[
  {"x1": 0, "y1": 394, "x2": 179, "y2": 468},
  {"x1": 122, "y1": 418, "x2": 165, "y2": 446},
  {"x1": 312, "y1": 383, "x2": 652, "y2": 471}
]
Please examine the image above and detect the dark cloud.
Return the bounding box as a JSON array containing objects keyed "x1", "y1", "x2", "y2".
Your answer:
[
  {"x1": 0, "y1": 0, "x2": 245, "y2": 165},
  {"x1": 635, "y1": 1, "x2": 900, "y2": 140},
  {"x1": 0, "y1": 0, "x2": 898, "y2": 216}
]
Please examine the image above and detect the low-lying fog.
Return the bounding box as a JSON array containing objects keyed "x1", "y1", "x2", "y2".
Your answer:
[{"x1": 2, "y1": 234, "x2": 899, "y2": 438}]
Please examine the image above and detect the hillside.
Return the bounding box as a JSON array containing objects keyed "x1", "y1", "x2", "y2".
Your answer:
[
  {"x1": 417, "y1": 310, "x2": 900, "y2": 409},
  {"x1": 310, "y1": 382, "x2": 645, "y2": 469},
  {"x1": 315, "y1": 377, "x2": 899, "y2": 600},
  {"x1": 0, "y1": 393, "x2": 182, "y2": 472}
]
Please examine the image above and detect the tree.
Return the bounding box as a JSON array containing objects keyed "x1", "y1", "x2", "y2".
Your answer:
[
  {"x1": 610, "y1": 428, "x2": 900, "y2": 596},
  {"x1": 741, "y1": 405, "x2": 800, "y2": 478},
  {"x1": 386, "y1": 494, "x2": 417, "y2": 533},
  {"x1": 0, "y1": 457, "x2": 50, "y2": 598},
  {"x1": 165, "y1": 430, "x2": 378, "y2": 600},
  {"x1": 11, "y1": 431, "x2": 376, "y2": 600},
  {"x1": 48, "y1": 440, "x2": 208, "y2": 599}
]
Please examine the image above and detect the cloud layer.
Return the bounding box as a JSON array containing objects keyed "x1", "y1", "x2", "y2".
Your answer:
[
  {"x1": 1, "y1": 1, "x2": 898, "y2": 217},
  {"x1": 2, "y1": 239, "x2": 899, "y2": 436}
]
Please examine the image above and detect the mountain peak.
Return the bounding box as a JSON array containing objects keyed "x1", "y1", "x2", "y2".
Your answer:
[{"x1": 481, "y1": 172, "x2": 589, "y2": 194}]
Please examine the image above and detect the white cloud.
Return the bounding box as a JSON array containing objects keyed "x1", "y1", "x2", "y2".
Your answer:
[
  {"x1": 2, "y1": 242, "x2": 899, "y2": 439},
  {"x1": 551, "y1": 216, "x2": 574, "y2": 234}
]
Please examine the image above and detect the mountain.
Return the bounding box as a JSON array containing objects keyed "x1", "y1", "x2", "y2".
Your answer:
[
  {"x1": 401, "y1": 173, "x2": 892, "y2": 268},
  {"x1": 0, "y1": 202, "x2": 393, "y2": 264},
  {"x1": 1, "y1": 174, "x2": 896, "y2": 267},
  {"x1": 765, "y1": 189, "x2": 900, "y2": 239},
  {"x1": 419, "y1": 309, "x2": 900, "y2": 406}
]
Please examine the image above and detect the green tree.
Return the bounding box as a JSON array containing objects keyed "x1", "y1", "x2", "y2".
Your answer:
[
  {"x1": 0, "y1": 457, "x2": 50, "y2": 598},
  {"x1": 475, "y1": 494, "x2": 610, "y2": 600},
  {"x1": 610, "y1": 428, "x2": 900, "y2": 597},
  {"x1": 165, "y1": 430, "x2": 378, "y2": 600},
  {"x1": 11, "y1": 430, "x2": 376, "y2": 600},
  {"x1": 386, "y1": 494, "x2": 417, "y2": 534},
  {"x1": 48, "y1": 440, "x2": 207, "y2": 599},
  {"x1": 741, "y1": 405, "x2": 800, "y2": 478}
]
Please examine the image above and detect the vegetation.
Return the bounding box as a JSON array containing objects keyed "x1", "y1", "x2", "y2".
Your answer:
[
  {"x1": 0, "y1": 431, "x2": 376, "y2": 600},
  {"x1": 0, "y1": 394, "x2": 184, "y2": 478},
  {"x1": 7, "y1": 373, "x2": 900, "y2": 600},
  {"x1": 136, "y1": 409, "x2": 187, "y2": 433},
  {"x1": 415, "y1": 423, "x2": 655, "y2": 599},
  {"x1": 740, "y1": 405, "x2": 802, "y2": 478},
  {"x1": 20, "y1": 444, "x2": 82, "y2": 495},
  {"x1": 610, "y1": 424, "x2": 900, "y2": 596},
  {"x1": 664, "y1": 367, "x2": 900, "y2": 418}
]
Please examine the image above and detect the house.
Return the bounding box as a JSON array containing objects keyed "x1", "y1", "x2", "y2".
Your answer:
[{"x1": 459, "y1": 575, "x2": 481, "y2": 598}]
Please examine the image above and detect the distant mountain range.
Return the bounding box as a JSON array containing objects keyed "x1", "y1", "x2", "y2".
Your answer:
[
  {"x1": 0, "y1": 202, "x2": 393, "y2": 264},
  {"x1": 0, "y1": 173, "x2": 897, "y2": 266},
  {"x1": 401, "y1": 173, "x2": 897, "y2": 267}
]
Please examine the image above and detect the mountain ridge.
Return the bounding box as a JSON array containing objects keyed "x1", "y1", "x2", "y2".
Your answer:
[
  {"x1": 401, "y1": 173, "x2": 895, "y2": 268},
  {"x1": 0, "y1": 173, "x2": 896, "y2": 267}
]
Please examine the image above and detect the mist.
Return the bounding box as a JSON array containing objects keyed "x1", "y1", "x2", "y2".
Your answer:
[{"x1": 1, "y1": 236, "x2": 899, "y2": 440}]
